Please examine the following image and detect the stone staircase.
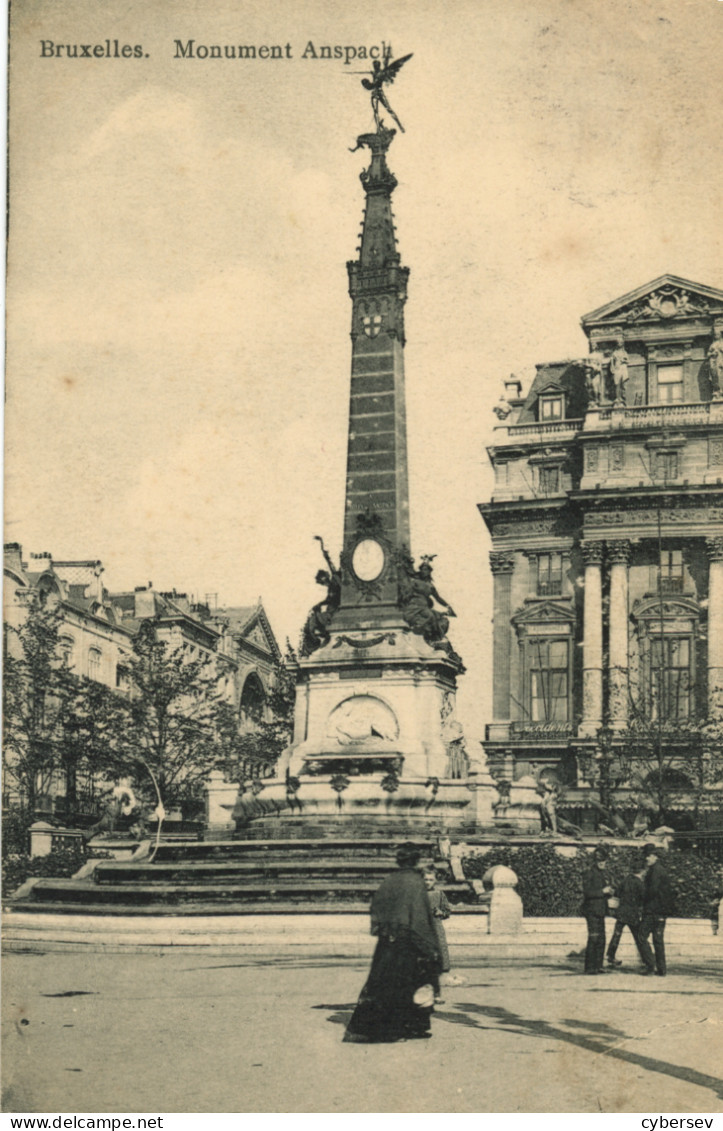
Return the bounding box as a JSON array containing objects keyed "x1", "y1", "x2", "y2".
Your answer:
[{"x1": 10, "y1": 834, "x2": 474, "y2": 916}]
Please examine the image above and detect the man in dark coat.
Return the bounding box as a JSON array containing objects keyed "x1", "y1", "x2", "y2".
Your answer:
[
  {"x1": 638, "y1": 844, "x2": 674, "y2": 976},
  {"x1": 606, "y1": 866, "x2": 646, "y2": 968},
  {"x1": 581, "y1": 845, "x2": 613, "y2": 974}
]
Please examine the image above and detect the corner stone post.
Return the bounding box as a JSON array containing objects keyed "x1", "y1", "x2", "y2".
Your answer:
[
  {"x1": 484, "y1": 864, "x2": 523, "y2": 934},
  {"x1": 29, "y1": 821, "x2": 54, "y2": 857}
]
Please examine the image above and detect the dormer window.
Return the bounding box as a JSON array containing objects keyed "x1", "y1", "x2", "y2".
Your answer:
[
  {"x1": 539, "y1": 394, "x2": 564, "y2": 421},
  {"x1": 657, "y1": 364, "x2": 683, "y2": 404}
]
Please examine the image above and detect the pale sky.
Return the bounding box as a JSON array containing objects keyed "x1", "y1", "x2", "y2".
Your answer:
[{"x1": 6, "y1": 0, "x2": 723, "y2": 742}]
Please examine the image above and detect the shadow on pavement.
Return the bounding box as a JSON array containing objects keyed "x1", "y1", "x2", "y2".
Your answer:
[
  {"x1": 445, "y1": 1001, "x2": 723, "y2": 1101},
  {"x1": 310, "y1": 994, "x2": 723, "y2": 1100}
]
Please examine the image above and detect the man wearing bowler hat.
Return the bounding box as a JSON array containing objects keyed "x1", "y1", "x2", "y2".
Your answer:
[
  {"x1": 581, "y1": 845, "x2": 613, "y2": 974},
  {"x1": 638, "y1": 843, "x2": 673, "y2": 976}
]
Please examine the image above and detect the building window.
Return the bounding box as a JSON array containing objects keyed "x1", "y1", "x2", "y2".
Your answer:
[
  {"x1": 88, "y1": 648, "x2": 102, "y2": 681},
  {"x1": 539, "y1": 395, "x2": 564, "y2": 421},
  {"x1": 657, "y1": 550, "x2": 684, "y2": 594},
  {"x1": 530, "y1": 638, "x2": 569, "y2": 722},
  {"x1": 59, "y1": 636, "x2": 75, "y2": 665},
  {"x1": 240, "y1": 672, "x2": 267, "y2": 730},
  {"x1": 649, "y1": 635, "x2": 691, "y2": 720},
  {"x1": 653, "y1": 450, "x2": 679, "y2": 481},
  {"x1": 539, "y1": 466, "x2": 560, "y2": 495},
  {"x1": 657, "y1": 364, "x2": 683, "y2": 404},
  {"x1": 115, "y1": 664, "x2": 130, "y2": 692},
  {"x1": 537, "y1": 553, "x2": 563, "y2": 596}
]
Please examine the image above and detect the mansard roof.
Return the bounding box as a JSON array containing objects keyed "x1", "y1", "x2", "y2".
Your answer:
[
  {"x1": 516, "y1": 360, "x2": 588, "y2": 424},
  {"x1": 581, "y1": 274, "x2": 723, "y2": 330}
]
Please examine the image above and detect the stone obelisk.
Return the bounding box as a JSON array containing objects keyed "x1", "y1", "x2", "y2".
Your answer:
[{"x1": 267, "y1": 64, "x2": 493, "y2": 830}]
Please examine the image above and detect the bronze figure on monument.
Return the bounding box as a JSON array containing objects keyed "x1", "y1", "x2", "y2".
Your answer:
[
  {"x1": 300, "y1": 535, "x2": 341, "y2": 656},
  {"x1": 398, "y1": 551, "x2": 458, "y2": 655}
]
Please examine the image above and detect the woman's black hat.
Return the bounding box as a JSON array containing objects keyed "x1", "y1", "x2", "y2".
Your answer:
[{"x1": 396, "y1": 842, "x2": 422, "y2": 866}]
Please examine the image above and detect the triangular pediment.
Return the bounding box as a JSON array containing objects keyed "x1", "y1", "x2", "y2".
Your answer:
[
  {"x1": 582, "y1": 275, "x2": 723, "y2": 329},
  {"x1": 234, "y1": 604, "x2": 282, "y2": 661},
  {"x1": 511, "y1": 599, "x2": 575, "y2": 627}
]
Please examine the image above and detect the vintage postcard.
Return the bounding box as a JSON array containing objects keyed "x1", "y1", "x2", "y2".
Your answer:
[{"x1": 3, "y1": 0, "x2": 723, "y2": 1117}]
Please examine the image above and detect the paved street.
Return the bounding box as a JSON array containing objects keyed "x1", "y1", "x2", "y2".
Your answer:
[{"x1": 2, "y1": 949, "x2": 722, "y2": 1114}]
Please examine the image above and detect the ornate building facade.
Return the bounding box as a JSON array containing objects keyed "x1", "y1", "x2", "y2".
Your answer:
[
  {"x1": 480, "y1": 276, "x2": 723, "y2": 822},
  {"x1": 3, "y1": 544, "x2": 281, "y2": 812}
]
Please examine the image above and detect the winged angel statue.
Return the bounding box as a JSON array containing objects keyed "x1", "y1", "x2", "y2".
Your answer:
[{"x1": 358, "y1": 53, "x2": 413, "y2": 132}]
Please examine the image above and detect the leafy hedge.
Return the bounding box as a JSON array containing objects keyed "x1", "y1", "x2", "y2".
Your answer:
[
  {"x1": 2, "y1": 843, "x2": 90, "y2": 896},
  {"x1": 461, "y1": 843, "x2": 721, "y2": 918},
  {"x1": 2, "y1": 808, "x2": 34, "y2": 856}
]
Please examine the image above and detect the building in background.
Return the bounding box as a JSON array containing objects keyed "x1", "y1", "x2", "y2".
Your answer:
[
  {"x1": 480, "y1": 275, "x2": 723, "y2": 828},
  {"x1": 3, "y1": 544, "x2": 281, "y2": 813}
]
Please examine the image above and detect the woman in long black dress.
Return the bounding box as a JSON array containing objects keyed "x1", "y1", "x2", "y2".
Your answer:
[{"x1": 344, "y1": 843, "x2": 440, "y2": 1043}]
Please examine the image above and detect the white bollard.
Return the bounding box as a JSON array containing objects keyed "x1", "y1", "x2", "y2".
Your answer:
[{"x1": 484, "y1": 864, "x2": 523, "y2": 934}]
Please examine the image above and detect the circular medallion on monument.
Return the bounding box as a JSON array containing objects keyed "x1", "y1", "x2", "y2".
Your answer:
[{"x1": 352, "y1": 538, "x2": 385, "y2": 581}]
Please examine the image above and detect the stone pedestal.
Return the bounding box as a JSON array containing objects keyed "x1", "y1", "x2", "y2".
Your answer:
[
  {"x1": 29, "y1": 821, "x2": 54, "y2": 857},
  {"x1": 492, "y1": 776, "x2": 541, "y2": 833},
  {"x1": 265, "y1": 624, "x2": 496, "y2": 830},
  {"x1": 286, "y1": 630, "x2": 461, "y2": 781},
  {"x1": 205, "y1": 770, "x2": 238, "y2": 835}
]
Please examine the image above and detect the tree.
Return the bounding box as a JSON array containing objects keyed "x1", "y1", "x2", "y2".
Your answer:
[
  {"x1": 3, "y1": 601, "x2": 75, "y2": 812},
  {"x1": 55, "y1": 677, "x2": 126, "y2": 819},
  {"x1": 107, "y1": 624, "x2": 234, "y2": 818},
  {"x1": 222, "y1": 644, "x2": 297, "y2": 784}
]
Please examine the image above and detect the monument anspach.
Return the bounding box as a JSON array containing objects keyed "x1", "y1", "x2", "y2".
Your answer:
[{"x1": 249, "y1": 55, "x2": 496, "y2": 835}]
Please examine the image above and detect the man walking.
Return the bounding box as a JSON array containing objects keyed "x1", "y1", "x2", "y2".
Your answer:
[
  {"x1": 638, "y1": 844, "x2": 674, "y2": 976},
  {"x1": 581, "y1": 845, "x2": 613, "y2": 975},
  {"x1": 606, "y1": 865, "x2": 646, "y2": 968}
]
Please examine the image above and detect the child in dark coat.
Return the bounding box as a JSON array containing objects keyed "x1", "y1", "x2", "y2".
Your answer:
[{"x1": 424, "y1": 869, "x2": 451, "y2": 1003}]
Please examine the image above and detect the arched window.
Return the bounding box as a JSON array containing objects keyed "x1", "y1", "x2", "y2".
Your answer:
[
  {"x1": 59, "y1": 635, "x2": 75, "y2": 666},
  {"x1": 88, "y1": 647, "x2": 102, "y2": 681},
  {"x1": 240, "y1": 673, "x2": 266, "y2": 728}
]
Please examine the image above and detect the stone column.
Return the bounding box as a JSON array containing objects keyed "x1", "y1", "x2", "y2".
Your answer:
[
  {"x1": 706, "y1": 537, "x2": 723, "y2": 717},
  {"x1": 490, "y1": 552, "x2": 515, "y2": 727},
  {"x1": 607, "y1": 539, "x2": 632, "y2": 729},
  {"x1": 580, "y1": 541, "x2": 604, "y2": 737}
]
